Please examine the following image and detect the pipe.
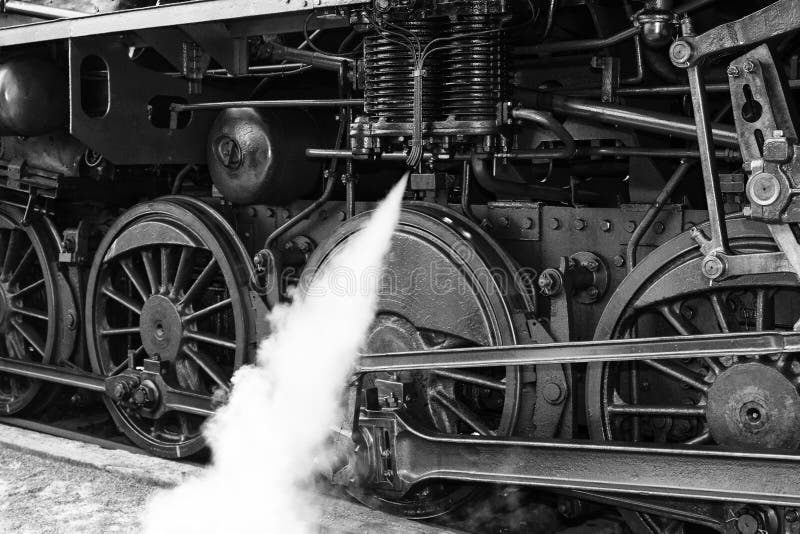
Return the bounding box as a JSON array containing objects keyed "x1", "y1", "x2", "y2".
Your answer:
[
  {"x1": 513, "y1": 26, "x2": 640, "y2": 56},
  {"x1": 511, "y1": 108, "x2": 577, "y2": 158},
  {"x1": 460, "y1": 161, "x2": 480, "y2": 224},
  {"x1": 531, "y1": 93, "x2": 739, "y2": 148},
  {"x1": 558, "y1": 79, "x2": 800, "y2": 97},
  {"x1": 675, "y1": 0, "x2": 718, "y2": 14},
  {"x1": 171, "y1": 98, "x2": 364, "y2": 112},
  {"x1": 170, "y1": 164, "x2": 195, "y2": 195},
  {"x1": 626, "y1": 160, "x2": 695, "y2": 271},
  {"x1": 4, "y1": 0, "x2": 88, "y2": 19},
  {"x1": 264, "y1": 173, "x2": 338, "y2": 251},
  {"x1": 268, "y1": 42, "x2": 349, "y2": 72}
]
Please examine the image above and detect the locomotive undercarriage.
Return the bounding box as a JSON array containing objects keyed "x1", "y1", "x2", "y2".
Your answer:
[{"x1": 0, "y1": 0, "x2": 800, "y2": 532}]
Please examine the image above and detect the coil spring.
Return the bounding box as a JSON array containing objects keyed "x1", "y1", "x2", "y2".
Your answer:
[
  {"x1": 363, "y1": 19, "x2": 443, "y2": 124},
  {"x1": 442, "y1": 15, "x2": 505, "y2": 122}
]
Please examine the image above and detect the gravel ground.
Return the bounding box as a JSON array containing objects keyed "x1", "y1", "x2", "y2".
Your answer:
[{"x1": 0, "y1": 446, "x2": 154, "y2": 533}]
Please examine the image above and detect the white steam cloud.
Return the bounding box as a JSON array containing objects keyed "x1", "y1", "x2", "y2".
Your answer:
[{"x1": 142, "y1": 175, "x2": 407, "y2": 534}]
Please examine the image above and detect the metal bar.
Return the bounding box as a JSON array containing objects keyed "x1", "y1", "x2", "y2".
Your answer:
[
  {"x1": 0, "y1": 0, "x2": 367, "y2": 47},
  {"x1": 4, "y1": 0, "x2": 87, "y2": 19},
  {"x1": 0, "y1": 357, "x2": 105, "y2": 391},
  {"x1": 305, "y1": 147, "x2": 740, "y2": 162},
  {"x1": 686, "y1": 64, "x2": 728, "y2": 253},
  {"x1": 533, "y1": 94, "x2": 739, "y2": 148},
  {"x1": 513, "y1": 26, "x2": 640, "y2": 56},
  {"x1": 393, "y1": 419, "x2": 800, "y2": 506},
  {"x1": 356, "y1": 331, "x2": 800, "y2": 373},
  {"x1": 171, "y1": 98, "x2": 364, "y2": 112},
  {"x1": 0, "y1": 356, "x2": 215, "y2": 417},
  {"x1": 558, "y1": 79, "x2": 800, "y2": 97}
]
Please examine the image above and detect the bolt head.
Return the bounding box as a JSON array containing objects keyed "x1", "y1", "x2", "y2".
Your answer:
[
  {"x1": 624, "y1": 221, "x2": 637, "y2": 233},
  {"x1": 669, "y1": 40, "x2": 692, "y2": 64},
  {"x1": 522, "y1": 217, "x2": 534, "y2": 230},
  {"x1": 726, "y1": 65, "x2": 740, "y2": 77},
  {"x1": 701, "y1": 255, "x2": 725, "y2": 279},
  {"x1": 543, "y1": 382, "x2": 564, "y2": 404},
  {"x1": 573, "y1": 218, "x2": 586, "y2": 231},
  {"x1": 600, "y1": 220, "x2": 612, "y2": 232},
  {"x1": 585, "y1": 260, "x2": 599, "y2": 272},
  {"x1": 653, "y1": 221, "x2": 665, "y2": 234},
  {"x1": 613, "y1": 255, "x2": 625, "y2": 267},
  {"x1": 743, "y1": 60, "x2": 756, "y2": 73},
  {"x1": 498, "y1": 216, "x2": 510, "y2": 228},
  {"x1": 586, "y1": 286, "x2": 600, "y2": 299},
  {"x1": 549, "y1": 218, "x2": 561, "y2": 230}
]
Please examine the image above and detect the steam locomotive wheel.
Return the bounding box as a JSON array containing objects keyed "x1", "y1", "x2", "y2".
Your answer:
[
  {"x1": 302, "y1": 203, "x2": 536, "y2": 518},
  {"x1": 85, "y1": 199, "x2": 257, "y2": 457},
  {"x1": 587, "y1": 217, "x2": 798, "y2": 532},
  {"x1": 0, "y1": 207, "x2": 72, "y2": 415}
]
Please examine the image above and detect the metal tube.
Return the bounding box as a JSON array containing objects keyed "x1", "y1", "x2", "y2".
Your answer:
[
  {"x1": 511, "y1": 108, "x2": 577, "y2": 158},
  {"x1": 4, "y1": 0, "x2": 88, "y2": 19},
  {"x1": 627, "y1": 160, "x2": 695, "y2": 271},
  {"x1": 171, "y1": 99, "x2": 364, "y2": 112},
  {"x1": 269, "y1": 42, "x2": 348, "y2": 72},
  {"x1": 534, "y1": 93, "x2": 739, "y2": 148},
  {"x1": 460, "y1": 161, "x2": 480, "y2": 224},
  {"x1": 513, "y1": 26, "x2": 640, "y2": 56},
  {"x1": 675, "y1": 0, "x2": 719, "y2": 14},
  {"x1": 555, "y1": 79, "x2": 800, "y2": 97},
  {"x1": 264, "y1": 173, "x2": 338, "y2": 251}
]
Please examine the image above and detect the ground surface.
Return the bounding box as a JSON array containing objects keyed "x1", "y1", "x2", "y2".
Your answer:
[{"x1": 0, "y1": 424, "x2": 463, "y2": 534}]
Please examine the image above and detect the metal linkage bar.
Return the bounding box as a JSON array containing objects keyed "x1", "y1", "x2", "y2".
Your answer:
[
  {"x1": 513, "y1": 26, "x2": 640, "y2": 56},
  {"x1": 0, "y1": 356, "x2": 214, "y2": 417},
  {"x1": 171, "y1": 98, "x2": 364, "y2": 112},
  {"x1": 356, "y1": 331, "x2": 800, "y2": 373},
  {"x1": 388, "y1": 415, "x2": 800, "y2": 506}
]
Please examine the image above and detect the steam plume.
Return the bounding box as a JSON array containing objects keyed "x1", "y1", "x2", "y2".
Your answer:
[{"x1": 142, "y1": 175, "x2": 407, "y2": 533}]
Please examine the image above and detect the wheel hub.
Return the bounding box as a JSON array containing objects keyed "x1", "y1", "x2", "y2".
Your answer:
[
  {"x1": 139, "y1": 295, "x2": 183, "y2": 361},
  {"x1": 707, "y1": 362, "x2": 800, "y2": 449}
]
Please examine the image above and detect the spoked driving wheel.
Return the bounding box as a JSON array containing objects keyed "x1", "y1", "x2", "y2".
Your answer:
[
  {"x1": 587, "y1": 217, "x2": 798, "y2": 533},
  {"x1": 301, "y1": 203, "x2": 537, "y2": 518},
  {"x1": 0, "y1": 206, "x2": 75, "y2": 415},
  {"x1": 86, "y1": 198, "x2": 257, "y2": 457}
]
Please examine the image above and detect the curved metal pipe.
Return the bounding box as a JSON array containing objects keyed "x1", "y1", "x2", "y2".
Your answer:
[
  {"x1": 460, "y1": 161, "x2": 480, "y2": 224},
  {"x1": 264, "y1": 174, "x2": 338, "y2": 251},
  {"x1": 511, "y1": 108, "x2": 577, "y2": 159},
  {"x1": 626, "y1": 159, "x2": 695, "y2": 271},
  {"x1": 513, "y1": 26, "x2": 640, "y2": 56}
]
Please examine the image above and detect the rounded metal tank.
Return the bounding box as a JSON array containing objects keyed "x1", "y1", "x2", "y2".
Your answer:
[
  {"x1": 206, "y1": 107, "x2": 321, "y2": 205},
  {"x1": 0, "y1": 56, "x2": 67, "y2": 136}
]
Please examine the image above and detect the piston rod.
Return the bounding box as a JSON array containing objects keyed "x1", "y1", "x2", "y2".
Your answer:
[
  {"x1": 170, "y1": 98, "x2": 365, "y2": 112},
  {"x1": 357, "y1": 330, "x2": 800, "y2": 372}
]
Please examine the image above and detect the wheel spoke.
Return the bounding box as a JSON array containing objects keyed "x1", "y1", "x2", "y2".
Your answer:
[
  {"x1": 184, "y1": 330, "x2": 236, "y2": 350},
  {"x1": 642, "y1": 360, "x2": 710, "y2": 393},
  {"x1": 178, "y1": 414, "x2": 191, "y2": 439},
  {"x1": 171, "y1": 247, "x2": 195, "y2": 298},
  {"x1": 141, "y1": 249, "x2": 159, "y2": 295},
  {"x1": 709, "y1": 293, "x2": 737, "y2": 334},
  {"x1": 9, "y1": 278, "x2": 45, "y2": 299},
  {"x1": 10, "y1": 320, "x2": 45, "y2": 357},
  {"x1": 432, "y1": 389, "x2": 494, "y2": 436},
  {"x1": 102, "y1": 285, "x2": 142, "y2": 315},
  {"x1": 109, "y1": 359, "x2": 129, "y2": 376},
  {"x1": 179, "y1": 258, "x2": 218, "y2": 307},
  {"x1": 160, "y1": 246, "x2": 174, "y2": 293},
  {"x1": 7, "y1": 245, "x2": 35, "y2": 287},
  {"x1": 120, "y1": 257, "x2": 150, "y2": 302},
  {"x1": 182, "y1": 297, "x2": 232, "y2": 324},
  {"x1": 658, "y1": 304, "x2": 699, "y2": 336},
  {"x1": 1, "y1": 230, "x2": 21, "y2": 280},
  {"x1": 11, "y1": 306, "x2": 48, "y2": 321},
  {"x1": 754, "y1": 289, "x2": 774, "y2": 331},
  {"x1": 182, "y1": 345, "x2": 230, "y2": 392},
  {"x1": 99, "y1": 326, "x2": 141, "y2": 336},
  {"x1": 684, "y1": 429, "x2": 712, "y2": 445},
  {"x1": 432, "y1": 369, "x2": 505, "y2": 390},
  {"x1": 606, "y1": 404, "x2": 706, "y2": 417}
]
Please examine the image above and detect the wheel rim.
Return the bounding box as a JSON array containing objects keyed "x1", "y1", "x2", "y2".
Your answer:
[
  {"x1": 301, "y1": 203, "x2": 536, "y2": 518},
  {"x1": 587, "y1": 216, "x2": 798, "y2": 531},
  {"x1": 0, "y1": 207, "x2": 61, "y2": 415},
  {"x1": 86, "y1": 199, "x2": 256, "y2": 457}
]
